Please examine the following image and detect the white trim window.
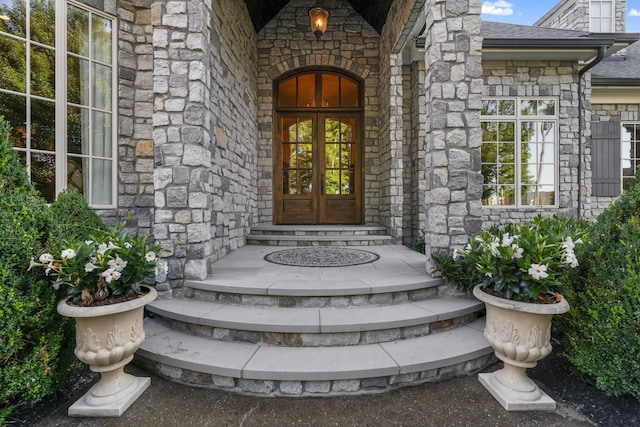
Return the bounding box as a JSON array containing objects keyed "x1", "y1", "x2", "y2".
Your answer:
[
  {"x1": 622, "y1": 123, "x2": 640, "y2": 191},
  {"x1": 481, "y1": 98, "x2": 559, "y2": 207},
  {"x1": 590, "y1": 0, "x2": 614, "y2": 32},
  {"x1": 0, "y1": 0, "x2": 116, "y2": 207}
]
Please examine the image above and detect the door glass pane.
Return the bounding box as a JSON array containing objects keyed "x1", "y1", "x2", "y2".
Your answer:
[
  {"x1": 0, "y1": 0, "x2": 26, "y2": 38},
  {"x1": 284, "y1": 169, "x2": 297, "y2": 194},
  {"x1": 340, "y1": 143, "x2": 352, "y2": 169},
  {"x1": 91, "y1": 158, "x2": 112, "y2": 205},
  {"x1": 30, "y1": 44, "x2": 55, "y2": 99},
  {"x1": 92, "y1": 14, "x2": 112, "y2": 63},
  {"x1": 325, "y1": 170, "x2": 339, "y2": 195},
  {"x1": 300, "y1": 169, "x2": 312, "y2": 194},
  {"x1": 341, "y1": 77, "x2": 358, "y2": 107},
  {"x1": 341, "y1": 169, "x2": 352, "y2": 194},
  {"x1": 92, "y1": 63, "x2": 112, "y2": 110},
  {"x1": 321, "y1": 73, "x2": 338, "y2": 107},
  {"x1": 298, "y1": 143, "x2": 312, "y2": 169},
  {"x1": 67, "y1": 105, "x2": 89, "y2": 154},
  {"x1": 30, "y1": 0, "x2": 54, "y2": 47},
  {"x1": 0, "y1": 35, "x2": 26, "y2": 92},
  {"x1": 67, "y1": 4, "x2": 89, "y2": 56},
  {"x1": 0, "y1": 91, "x2": 26, "y2": 147},
  {"x1": 325, "y1": 143, "x2": 340, "y2": 168},
  {"x1": 278, "y1": 77, "x2": 296, "y2": 107},
  {"x1": 297, "y1": 118, "x2": 312, "y2": 142},
  {"x1": 31, "y1": 98, "x2": 55, "y2": 150},
  {"x1": 297, "y1": 73, "x2": 315, "y2": 107},
  {"x1": 325, "y1": 118, "x2": 340, "y2": 142},
  {"x1": 31, "y1": 151, "x2": 55, "y2": 202},
  {"x1": 92, "y1": 111, "x2": 111, "y2": 157},
  {"x1": 67, "y1": 155, "x2": 87, "y2": 194},
  {"x1": 67, "y1": 56, "x2": 90, "y2": 105}
]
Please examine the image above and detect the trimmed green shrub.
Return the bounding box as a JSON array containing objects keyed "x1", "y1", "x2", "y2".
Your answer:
[
  {"x1": 560, "y1": 174, "x2": 640, "y2": 399},
  {"x1": 0, "y1": 117, "x2": 77, "y2": 422},
  {"x1": 49, "y1": 188, "x2": 107, "y2": 240}
]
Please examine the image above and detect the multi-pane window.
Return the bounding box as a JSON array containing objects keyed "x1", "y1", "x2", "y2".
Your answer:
[
  {"x1": 590, "y1": 0, "x2": 613, "y2": 32},
  {"x1": 481, "y1": 98, "x2": 558, "y2": 207},
  {"x1": 622, "y1": 123, "x2": 640, "y2": 191},
  {"x1": 0, "y1": 0, "x2": 115, "y2": 206}
]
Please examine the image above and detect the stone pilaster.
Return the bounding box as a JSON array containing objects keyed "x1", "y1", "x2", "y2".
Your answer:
[{"x1": 423, "y1": 0, "x2": 483, "y2": 272}]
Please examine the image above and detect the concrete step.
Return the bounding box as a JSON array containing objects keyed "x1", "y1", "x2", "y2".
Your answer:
[
  {"x1": 146, "y1": 297, "x2": 485, "y2": 345},
  {"x1": 136, "y1": 317, "x2": 493, "y2": 396},
  {"x1": 246, "y1": 224, "x2": 393, "y2": 246}
]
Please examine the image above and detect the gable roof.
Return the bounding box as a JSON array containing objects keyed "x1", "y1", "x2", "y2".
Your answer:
[
  {"x1": 244, "y1": 0, "x2": 393, "y2": 34},
  {"x1": 592, "y1": 41, "x2": 640, "y2": 85}
]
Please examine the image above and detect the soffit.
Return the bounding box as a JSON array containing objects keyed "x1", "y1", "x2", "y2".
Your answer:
[{"x1": 243, "y1": 0, "x2": 393, "y2": 33}]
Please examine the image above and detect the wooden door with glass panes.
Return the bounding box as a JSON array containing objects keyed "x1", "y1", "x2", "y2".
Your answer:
[{"x1": 274, "y1": 70, "x2": 363, "y2": 224}]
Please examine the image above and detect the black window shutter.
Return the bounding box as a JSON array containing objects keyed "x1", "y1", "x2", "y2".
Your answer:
[{"x1": 591, "y1": 121, "x2": 621, "y2": 197}]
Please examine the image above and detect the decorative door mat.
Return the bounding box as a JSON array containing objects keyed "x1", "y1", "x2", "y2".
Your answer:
[{"x1": 264, "y1": 247, "x2": 380, "y2": 267}]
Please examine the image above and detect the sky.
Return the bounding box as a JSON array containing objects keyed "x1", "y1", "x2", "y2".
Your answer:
[{"x1": 480, "y1": 1, "x2": 640, "y2": 32}]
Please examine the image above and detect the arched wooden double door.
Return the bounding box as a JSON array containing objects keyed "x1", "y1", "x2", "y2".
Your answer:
[{"x1": 274, "y1": 69, "x2": 363, "y2": 224}]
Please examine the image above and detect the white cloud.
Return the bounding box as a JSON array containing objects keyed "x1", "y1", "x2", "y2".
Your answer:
[
  {"x1": 482, "y1": 1, "x2": 514, "y2": 16},
  {"x1": 630, "y1": 8, "x2": 640, "y2": 17}
]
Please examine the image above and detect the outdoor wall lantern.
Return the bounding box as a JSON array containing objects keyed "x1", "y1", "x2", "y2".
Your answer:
[{"x1": 309, "y1": 4, "x2": 329, "y2": 40}]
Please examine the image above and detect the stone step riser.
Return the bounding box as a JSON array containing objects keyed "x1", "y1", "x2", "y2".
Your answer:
[
  {"x1": 135, "y1": 353, "x2": 495, "y2": 397},
  {"x1": 245, "y1": 238, "x2": 393, "y2": 246},
  {"x1": 187, "y1": 286, "x2": 449, "y2": 308},
  {"x1": 149, "y1": 311, "x2": 483, "y2": 346}
]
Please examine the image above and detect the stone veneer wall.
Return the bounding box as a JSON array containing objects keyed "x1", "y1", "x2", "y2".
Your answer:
[
  {"x1": 480, "y1": 60, "x2": 583, "y2": 226},
  {"x1": 536, "y1": 0, "x2": 626, "y2": 32},
  {"x1": 151, "y1": 0, "x2": 257, "y2": 297},
  {"x1": 586, "y1": 103, "x2": 640, "y2": 218},
  {"x1": 423, "y1": 0, "x2": 484, "y2": 271},
  {"x1": 255, "y1": 0, "x2": 380, "y2": 225},
  {"x1": 81, "y1": 1, "x2": 156, "y2": 236},
  {"x1": 402, "y1": 61, "x2": 427, "y2": 245}
]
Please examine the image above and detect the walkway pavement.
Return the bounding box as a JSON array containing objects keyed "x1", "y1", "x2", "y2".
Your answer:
[{"x1": 39, "y1": 363, "x2": 593, "y2": 426}]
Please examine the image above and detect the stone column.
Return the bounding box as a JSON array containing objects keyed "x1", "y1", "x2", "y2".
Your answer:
[
  {"x1": 423, "y1": 0, "x2": 484, "y2": 272},
  {"x1": 151, "y1": 0, "x2": 213, "y2": 297}
]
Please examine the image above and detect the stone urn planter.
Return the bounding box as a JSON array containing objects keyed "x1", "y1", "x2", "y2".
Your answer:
[
  {"x1": 57, "y1": 285, "x2": 157, "y2": 417},
  {"x1": 473, "y1": 285, "x2": 569, "y2": 411}
]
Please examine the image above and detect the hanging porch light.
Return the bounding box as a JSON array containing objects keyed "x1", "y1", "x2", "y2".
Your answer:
[{"x1": 309, "y1": 5, "x2": 329, "y2": 40}]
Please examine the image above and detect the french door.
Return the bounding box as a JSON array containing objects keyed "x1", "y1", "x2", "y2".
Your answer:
[{"x1": 274, "y1": 112, "x2": 362, "y2": 224}]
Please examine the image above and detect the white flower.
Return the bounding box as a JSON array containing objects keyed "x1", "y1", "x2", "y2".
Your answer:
[
  {"x1": 565, "y1": 252, "x2": 579, "y2": 268},
  {"x1": 145, "y1": 251, "x2": 157, "y2": 262},
  {"x1": 108, "y1": 257, "x2": 128, "y2": 272},
  {"x1": 84, "y1": 262, "x2": 96, "y2": 272},
  {"x1": 501, "y1": 232, "x2": 516, "y2": 247},
  {"x1": 28, "y1": 257, "x2": 37, "y2": 271},
  {"x1": 39, "y1": 253, "x2": 53, "y2": 263},
  {"x1": 85, "y1": 240, "x2": 93, "y2": 245},
  {"x1": 45, "y1": 262, "x2": 54, "y2": 276},
  {"x1": 575, "y1": 238, "x2": 583, "y2": 245},
  {"x1": 124, "y1": 242, "x2": 132, "y2": 249},
  {"x1": 562, "y1": 237, "x2": 576, "y2": 251},
  {"x1": 61, "y1": 249, "x2": 76, "y2": 259},
  {"x1": 97, "y1": 243, "x2": 108, "y2": 255},
  {"x1": 101, "y1": 269, "x2": 121, "y2": 283},
  {"x1": 107, "y1": 241, "x2": 118, "y2": 250},
  {"x1": 452, "y1": 248, "x2": 460, "y2": 261},
  {"x1": 489, "y1": 239, "x2": 501, "y2": 257},
  {"x1": 511, "y1": 245, "x2": 524, "y2": 259},
  {"x1": 528, "y1": 263, "x2": 549, "y2": 280}
]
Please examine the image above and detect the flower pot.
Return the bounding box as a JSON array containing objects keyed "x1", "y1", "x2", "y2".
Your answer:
[
  {"x1": 57, "y1": 285, "x2": 157, "y2": 417},
  {"x1": 473, "y1": 285, "x2": 569, "y2": 411}
]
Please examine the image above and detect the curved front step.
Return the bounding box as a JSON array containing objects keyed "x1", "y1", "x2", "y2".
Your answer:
[
  {"x1": 147, "y1": 298, "x2": 484, "y2": 345},
  {"x1": 246, "y1": 224, "x2": 394, "y2": 246},
  {"x1": 136, "y1": 317, "x2": 494, "y2": 396}
]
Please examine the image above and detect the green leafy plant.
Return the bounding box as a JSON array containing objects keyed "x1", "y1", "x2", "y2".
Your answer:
[
  {"x1": 433, "y1": 215, "x2": 589, "y2": 301},
  {"x1": 0, "y1": 116, "x2": 76, "y2": 422},
  {"x1": 29, "y1": 223, "x2": 166, "y2": 306},
  {"x1": 409, "y1": 230, "x2": 426, "y2": 254},
  {"x1": 559, "y1": 174, "x2": 640, "y2": 399}
]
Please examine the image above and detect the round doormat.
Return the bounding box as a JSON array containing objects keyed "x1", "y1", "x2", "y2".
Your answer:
[{"x1": 264, "y1": 247, "x2": 380, "y2": 267}]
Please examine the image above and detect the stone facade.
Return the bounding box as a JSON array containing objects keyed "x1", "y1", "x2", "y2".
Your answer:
[
  {"x1": 480, "y1": 60, "x2": 583, "y2": 226},
  {"x1": 63, "y1": 0, "x2": 635, "y2": 287},
  {"x1": 536, "y1": 0, "x2": 626, "y2": 32},
  {"x1": 255, "y1": 0, "x2": 381, "y2": 226},
  {"x1": 423, "y1": 0, "x2": 484, "y2": 271},
  {"x1": 151, "y1": 0, "x2": 258, "y2": 296}
]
